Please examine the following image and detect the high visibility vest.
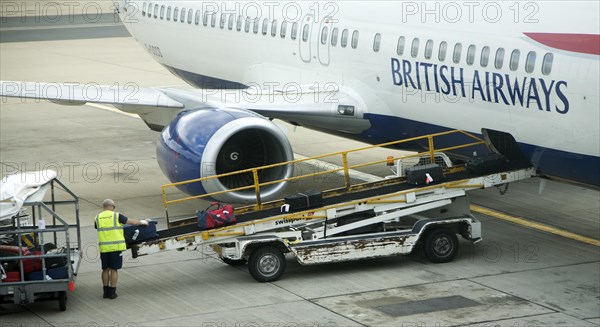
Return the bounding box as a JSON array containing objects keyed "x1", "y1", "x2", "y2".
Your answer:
[{"x1": 95, "y1": 210, "x2": 126, "y2": 253}]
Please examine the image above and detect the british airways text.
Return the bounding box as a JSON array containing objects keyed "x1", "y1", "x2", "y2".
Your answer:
[{"x1": 391, "y1": 58, "x2": 569, "y2": 114}]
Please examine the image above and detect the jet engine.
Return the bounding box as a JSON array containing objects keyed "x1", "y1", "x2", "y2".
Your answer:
[{"x1": 156, "y1": 108, "x2": 294, "y2": 203}]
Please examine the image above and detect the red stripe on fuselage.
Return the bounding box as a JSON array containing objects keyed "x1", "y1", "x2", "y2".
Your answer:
[{"x1": 525, "y1": 33, "x2": 600, "y2": 55}]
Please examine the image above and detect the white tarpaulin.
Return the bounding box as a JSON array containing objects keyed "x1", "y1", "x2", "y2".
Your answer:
[{"x1": 0, "y1": 170, "x2": 57, "y2": 221}]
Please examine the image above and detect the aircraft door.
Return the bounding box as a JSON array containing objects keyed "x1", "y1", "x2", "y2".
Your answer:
[
  {"x1": 299, "y1": 14, "x2": 314, "y2": 63},
  {"x1": 317, "y1": 17, "x2": 333, "y2": 66}
]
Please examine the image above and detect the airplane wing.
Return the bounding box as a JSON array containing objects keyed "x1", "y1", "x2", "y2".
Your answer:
[{"x1": 1, "y1": 81, "x2": 185, "y2": 131}]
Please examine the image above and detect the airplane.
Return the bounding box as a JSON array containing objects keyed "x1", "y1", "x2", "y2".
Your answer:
[{"x1": 1, "y1": 0, "x2": 598, "y2": 203}]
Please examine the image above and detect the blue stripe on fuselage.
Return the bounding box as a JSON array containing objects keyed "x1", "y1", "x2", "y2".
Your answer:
[{"x1": 359, "y1": 113, "x2": 599, "y2": 187}]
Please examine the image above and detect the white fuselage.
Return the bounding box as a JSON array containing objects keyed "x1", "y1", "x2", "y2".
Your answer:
[{"x1": 117, "y1": 0, "x2": 600, "y2": 184}]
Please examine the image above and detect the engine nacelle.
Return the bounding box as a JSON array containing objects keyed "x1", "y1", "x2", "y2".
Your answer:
[{"x1": 156, "y1": 108, "x2": 294, "y2": 203}]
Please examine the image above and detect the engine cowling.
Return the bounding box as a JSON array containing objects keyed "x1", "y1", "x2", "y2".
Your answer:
[{"x1": 156, "y1": 108, "x2": 294, "y2": 203}]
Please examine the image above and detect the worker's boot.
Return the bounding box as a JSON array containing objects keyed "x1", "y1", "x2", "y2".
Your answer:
[
  {"x1": 109, "y1": 287, "x2": 118, "y2": 299},
  {"x1": 103, "y1": 286, "x2": 109, "y2": 299}
]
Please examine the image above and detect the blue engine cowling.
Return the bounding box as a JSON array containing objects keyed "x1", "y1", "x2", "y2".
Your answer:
[{"x1": 156, "y1": 108, "x2": 294, "y2": 203}]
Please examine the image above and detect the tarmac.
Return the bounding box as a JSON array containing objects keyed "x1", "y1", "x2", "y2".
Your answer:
[{"x1": 0, "y1": 12, "x2": 599, "y2": 327}]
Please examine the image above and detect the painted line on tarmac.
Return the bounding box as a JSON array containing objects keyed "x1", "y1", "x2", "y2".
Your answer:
[{"x1": 471, "y1": 204, "x2": 600, "y2": 247}]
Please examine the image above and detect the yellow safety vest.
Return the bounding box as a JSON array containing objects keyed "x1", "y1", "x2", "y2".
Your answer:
[{"x1": 95, "y1": 210, "x2": 126, "y2": 253}]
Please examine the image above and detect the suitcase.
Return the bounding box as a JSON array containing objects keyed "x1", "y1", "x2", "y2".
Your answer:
[
  {"x1": 197, "y1": 202, "x2": 236, "y2": 230},
  {"x1": 2, "y1": 271, "x2": 21, "y2": 283},
  {"x1": 406, "y1": 164, "x2": 444, "y2": 185},
  {"x1": 0, "y1": 245, "x2": 42, "y2": 274},
  {"x1": 466, "y1": 153, "x2": 508, "y2": 175},
  {"x1": 124, "y1": 220, "x2": 159, "y2": 244},
  {"x1": 32, "y1": 247, "x2": 68, "y2": 269},
  {"x1": 284, "y1": 190, "x2": 324, "y2": 212},
  {"x1": 26, "y1": 265, "x2": 69, "y2": 280}
]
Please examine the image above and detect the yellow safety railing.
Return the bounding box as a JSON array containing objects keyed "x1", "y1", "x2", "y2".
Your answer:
[{"x1": 161, "y1": 130, "x2": 485, "y2": 210}]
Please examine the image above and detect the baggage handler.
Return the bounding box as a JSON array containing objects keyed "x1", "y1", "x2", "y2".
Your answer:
[{"x1": 95, "y1": 199, "x2": 148, "y2": 299}]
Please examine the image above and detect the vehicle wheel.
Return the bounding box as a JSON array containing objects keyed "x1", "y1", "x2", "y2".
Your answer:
[
  {"x1": 248, "y1": 246, "x2": 286, "y2": 282},
  {"x1": 58, "y1": 291, "x2": 67, "y2": 311},
  {"x1": 424, "y1": 229, "x2": 459, "y2": 263},
  {"x1": 221, "y1": 257, "x2": 247, "y2": 266}
]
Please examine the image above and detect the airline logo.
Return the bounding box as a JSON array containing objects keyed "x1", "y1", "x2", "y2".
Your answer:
[{"x1": 390, "y1": 58, "x2": 569, "y2": 114}]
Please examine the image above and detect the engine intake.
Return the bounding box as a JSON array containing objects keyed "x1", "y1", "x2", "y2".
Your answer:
[{"x1": 156, "y1": 108, "x2": 294, "y2": 203}]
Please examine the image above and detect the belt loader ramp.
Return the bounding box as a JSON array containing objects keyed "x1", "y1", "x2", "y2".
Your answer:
[{"x1": 132, "y1": 131, "x2": 535, "y2": 282}]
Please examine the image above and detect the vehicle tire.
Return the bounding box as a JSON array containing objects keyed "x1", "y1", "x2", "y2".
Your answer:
[
  {"x1": 424, "y1": 229, "x2": 459, "y2": 263},
  {"x1": 58, "y1": 291, "x2": 67, "y2": 311},
  {"x1": 248, "y1": 246, "x2": 286, "y2": 282},
  {"x1": 221, "y1": 257, "x2": 247, "y2": 266}
]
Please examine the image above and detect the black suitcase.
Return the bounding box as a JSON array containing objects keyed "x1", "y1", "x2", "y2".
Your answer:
[
  {"x1": 284, "y1": 190, "x2": 323, "y2": 212},
  {"x1": 406, "y1": 164, "x2": 444, "y2": 185},
  {"x1": 124, "y1": 220, "x2": 159, "y2": 244},
  {"x1": 466, "y1": 153, "x2": 508, "y2": 175}
]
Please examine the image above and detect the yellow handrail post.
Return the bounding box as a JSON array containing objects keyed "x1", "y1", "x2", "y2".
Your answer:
[
  {"x1": 162, "y1": 186, "x2": 170, "y2": 226},
  {"x1": 428, "y1": 136, "x2": 435, "y2": 164},
  {"x1": 252, "y1": 169, "x2": 262, "y2": 210},
  {"x1": 342, "y1": 152, "x2": 351, "y2": 190}
]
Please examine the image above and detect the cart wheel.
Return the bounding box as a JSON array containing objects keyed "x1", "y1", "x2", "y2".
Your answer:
[
  {"x1": 248, "y1": 246, "x2": 286, "y2": 282},
  {"x1": 58, "y1": 291, "x2": 67, "y2": 311},
  {"x1": 221, "y1": 257, "x2": 247, "y2": 266},
  {"x1": 424, "y1": 229, "x2": 459, "y2": 263}
]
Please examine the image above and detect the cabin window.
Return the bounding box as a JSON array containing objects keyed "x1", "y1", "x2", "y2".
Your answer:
[
  {"x1": 236, "y1": 15, "x2": 243, "y2": 31},
  {"x1": 510, "y1": 49, "x2": 520, "y2": 71},
  {"x1": 160, "y1": 5, "x2": 165, "y2": 20},
  {"x1": 480, "y1": 46, "x2": 490, "y2": 67},
  {"x1": 244, "y1": 17, "x2": 251, "y2": 32},
  {"x1": 341, "y1": 29, "x2": 349, "y2": 48},
  {"x1": 228, "y1": 14, "x2": 234, "y2": 30},
  {"x1": 259, "y1": 18, "x2": 267, "y2": 35},
  {"x1": 202, "y1": 11, "x2": 209, "y2": 26},
  {"x1": 351, "y1": 30, "x2": 359, "y2": 49},
  {"x1": 211, "y1": 12, "x2": 217, "y2": 27},
  {"x1": 271, "y1": 20, "x2": 278, "y2": 37},
  {"x1": 438, "y1": 41, "x2": 447, "y2": 61},
  {"x1": 542, "y1": 53, "x2": 553, "y2": 75},
  {"x1": 321, "y1": 26, "x2": 329, "y2": 45},
  {"x1": 331, "y1": 27, "x2": 339, "y2": 46},
  {"x1": 373, "y1": 33, "x2": 381, "y2": 52},
  {"x1": 180, "y1": 8, "x2": 185, "y2": 23},
  {"x1": 466, "y1": 44, "x2": 476, "y2": 65},
  {"x1": 291, "y1": 22, "x2": 298, "y2": 40},
  {"x1": 142, "y1": 2, "x2": 147, "y2": 16},
  {"x1": 397, "y1": 36, "x2": 405, "y2": 55},
  {"x1": 280, "y1": 21, "x2": 287, "y2": 38},
  {"x1": 453, "y1": 43, "x2": 462, "y2": 63},
  {"x1": 525, "y1": 51, "x2": 536, "y2": 73},
  {"x1": 219, "y1": 13, "x2": 226, "y2": 28},
  {"x1": 252, "y1": 18, "x2": 259, "y2": 34},
  {"x1": 302, "y1": 24, "x2": 310, "y2": 42},
  {"x1": 166, "y1": 6, "x2": 171, "y2": 21},
  {"x1": 194, "y1": 10, "x2": 201, "y2": 25},
  {"x1": 411, "y1": 38, "x2": 420, "y2": 57},
  {"x1": 424, "y1": 39, "x2": 433, "y2": 59},
  {"x1": 153, "y1": 4, "x2": 158, "y2": 18},
  {"x1": 495, "y1": 48, "x2": 505, "y2": 69},
  {"x1": 187, "y1": 9, "x2": 193, "y2": 24},
  {"x1": 173, "y1": 7, "x2": 178, "y2": 22}
]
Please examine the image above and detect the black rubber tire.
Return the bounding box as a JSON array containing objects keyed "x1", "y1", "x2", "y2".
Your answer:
[
  {"x1": 248, "y1": 247, "x2": 286, "y2": 282},
  {"x1": 221, "y1": 257, "x2": 247, "y2": 266},
  {"x1": 58, "y1": 291, "x2": 67, "y2": 311},
  {"x1": 424, "y1": 229, "x2": 459, "y2": 263}
]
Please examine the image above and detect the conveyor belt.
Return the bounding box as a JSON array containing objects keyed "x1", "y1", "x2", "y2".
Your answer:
[{"x1": 156, "y1": 160, "x2": 531, "y2": 239}]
